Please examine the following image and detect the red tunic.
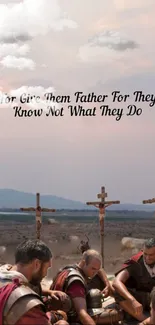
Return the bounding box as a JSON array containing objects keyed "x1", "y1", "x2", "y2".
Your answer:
[
  {"x1": 52, "y1": 267, "x2": 86, "y2": 323},
  {"x1": 15, "y1": 306, "x2": 50, "y2": 325},
  {"x1": 67, "y1": 281, "x2": 86, "y2": 298}
]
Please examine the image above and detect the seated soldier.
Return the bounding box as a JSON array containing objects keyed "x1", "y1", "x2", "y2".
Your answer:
[
  {"x1": 51, "y1": 249, "x2": 123, "y2": 325},
  {"x1": 148, "y1": 287, "x2": 155, "y2": 325},
  {"x1": 77, "y1": 240, "x2": 112, "y2": 298},
  {"x1": 150, "y1": 288, "x2": 155, "y2": 324},
  {"x1": 112, "y1": 238, "x2": 155, "y2": 322},
  {"x1": 138, "y1": 287, "x2": 155, "y2": 325},
  {"x1": 0, "y1": 239, "x2": 70, "y2": 325}
]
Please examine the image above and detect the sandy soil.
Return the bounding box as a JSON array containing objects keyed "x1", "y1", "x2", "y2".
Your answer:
[{"x1": 1, "y1": 219, "x2": 155, "y2": 278}]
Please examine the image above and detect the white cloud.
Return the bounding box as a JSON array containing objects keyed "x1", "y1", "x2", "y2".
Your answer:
[
  {"x1": 0, "y1": 44, "x2": 30, "y2": 58},
  {"x1": 0, "y1": 86, "x2": 59, "y2": 112},
  {"x1": 0, "y1": 56, "x2": 36, "y2": 70},
  {"x1": 89, "y1": 31, "x2": 138, "y2": 50},
  {"x1": 0, "y1": 0, "x2": 77, "y2": 70},
  {"x1": 0, "y1": 0, "x2": 77, "y2": 43},
  {"x1": 78, "y1": 30, "x2": 138, "y2": 63}
]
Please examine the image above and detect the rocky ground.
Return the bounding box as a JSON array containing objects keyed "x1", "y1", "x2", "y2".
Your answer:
[{"x1": 1, "y1": 218, "x2": 155, "y2": 278}]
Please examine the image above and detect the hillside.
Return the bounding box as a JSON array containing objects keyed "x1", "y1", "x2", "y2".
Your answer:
[
  {"x1": 0, "y1": 189, "x2": 154, "y2": 211},
  {"x1": 0, "y1": 189, "x2": 90, "y2": 210}
]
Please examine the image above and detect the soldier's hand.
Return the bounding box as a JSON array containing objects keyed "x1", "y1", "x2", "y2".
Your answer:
[
  {"x1": 56, "y1": 310, "x2": 68, "y2": 320},
  {"x1": 50, "y1": 310, "x2": 67, "y2": 323},
  {"x1": 131, "y1": 299, "x2": 143, "y2": 315},
  {"x1": 49, "y1": 290, "x2": 68, "y2": 301},
  {"x1": 102, "y1": 285, "x2": 111, "y2": 298}
]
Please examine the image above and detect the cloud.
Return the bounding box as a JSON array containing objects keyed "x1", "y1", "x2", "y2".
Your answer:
[
  {"x1": 89, "y1": 31, "x2": 138, "y2": 51},
  {"x1": 1, "y1": 33, "x2": 32, "y2": 44},
  {"x1": 0, "y1": 56, "x2": 36, "y2": 70},
  {"x1": 0, "y1": 85, "x2": 59, "y2": 112},
  {"x1": 0, "y1": 0, "x2": 77, "y2": 43},
  {"x1": 78, "y1": 30, "x2": 138, "y2": 62},
  {"x1": 0, "y1": 44, "x2": 30, "y2": 58},
  {"x1": 0, "y1": 0, "x2": 77, "y2": 70}
]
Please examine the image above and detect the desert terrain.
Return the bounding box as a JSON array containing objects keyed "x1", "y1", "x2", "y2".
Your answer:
[{"x1": 1, "y1": 218, "x2": 155, "y2": 279}]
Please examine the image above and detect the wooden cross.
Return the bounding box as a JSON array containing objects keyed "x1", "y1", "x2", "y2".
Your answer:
[
  {"x1": 143, "y1": 197, "x2": 155, "y2": 204},
  {"x1": 20, "y1": 192, "x2": 56, "y2": 239},
  {"x1": 86, "y1": 186, "x2": 120, "y2": 267}
]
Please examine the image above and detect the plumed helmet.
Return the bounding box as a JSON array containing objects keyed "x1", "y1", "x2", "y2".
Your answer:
[{"x1": 86, "y1": 289, "x2": 104, "y2": 316}]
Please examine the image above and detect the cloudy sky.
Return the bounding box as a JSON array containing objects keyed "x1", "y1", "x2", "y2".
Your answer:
[{"x1": 0, "y1": 0, "x2": 155, "y2": 205}]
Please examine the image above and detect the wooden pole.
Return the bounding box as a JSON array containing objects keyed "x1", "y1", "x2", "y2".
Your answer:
[
  {"x1": 36, "y1": 193, "x2": 41, "y2": 239},
  {"x1": 86, "y1": 186, "x2": 120, "y2": 267},
  {"x1": 100, "y1": 186, "x2": 105, "y2": 267}
]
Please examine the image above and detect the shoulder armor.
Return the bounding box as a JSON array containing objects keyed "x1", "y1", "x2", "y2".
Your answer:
[
  {"x1": 3, "y1": 285, "x2": 44, "y2": 325},
  {"x1": 64, "y1": 269, "x2": 86, "y2": 291}
]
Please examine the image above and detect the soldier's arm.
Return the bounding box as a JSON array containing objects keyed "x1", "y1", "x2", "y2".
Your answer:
[
  {"x1": 138, "y1": 317, "x2": 152, "y2": 325},
  {"x1": 97, "y1": 268, "x2": 112, "y2": 296},
  {"x1": 112, "y1": 269, "x2": 137, "y2": 301},
  {"x1": 97, "y1": 268, "x2": 110, "y2": 287},
  {"x1": 67, "y1": 282, "x2": 95, "y2": 325},
  {"x1": 72, "y1": 297, "x2": 96, "y2": 325}
]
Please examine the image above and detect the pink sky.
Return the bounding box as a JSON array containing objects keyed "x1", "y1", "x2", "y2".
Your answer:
[{"x1": 0, "y1": 0, "x2": 155, "y2": 204}]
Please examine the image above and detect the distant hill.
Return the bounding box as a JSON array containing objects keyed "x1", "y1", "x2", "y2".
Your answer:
[
  {"x1": 0, "y1": 189, "x2": 91, "y2": 210},
  {"x1": 0, "y1": 189, "x2": 154, "y2": 211}
]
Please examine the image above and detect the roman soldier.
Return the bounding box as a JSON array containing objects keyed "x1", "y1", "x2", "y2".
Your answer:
[
  {"x1": 51, "y1": 249, "x2": 123, "y2": 325},
  {"x1": 0, "y1": 240, "x2": 70, "y2": 325},
  {"x1": 113, "y1": 238, "x2": 155, "y2": 323}
]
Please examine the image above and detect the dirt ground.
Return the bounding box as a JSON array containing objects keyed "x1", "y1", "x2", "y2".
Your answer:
[{"x1": 1, "y1": 218, "x2": 155, "y2": 279}]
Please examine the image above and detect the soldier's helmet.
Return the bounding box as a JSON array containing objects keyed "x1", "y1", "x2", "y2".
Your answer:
[{"x1": 86, "y1": 288, "x2": 104, "y2": 316}]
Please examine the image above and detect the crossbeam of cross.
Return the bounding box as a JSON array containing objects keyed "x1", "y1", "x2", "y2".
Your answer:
[
  {"x1": 20, "y1": 192, "x2": 56, "y2": 239},
  {"x1": 143, "y1": 198, "x2": 155, "y2": 204}
]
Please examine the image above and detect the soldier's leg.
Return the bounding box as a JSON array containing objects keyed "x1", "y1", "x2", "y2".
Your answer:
[
  {"x1": 92, "y1": 309, "x2": 124, "y2": 324},
  {"x1": 113, "y1": 288, "x2": 150, "y2": 321}
]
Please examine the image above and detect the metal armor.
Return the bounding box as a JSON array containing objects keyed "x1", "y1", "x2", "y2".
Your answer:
[
  {"x1": 0, "y1": 282, "x2": 45, "y2": 325},
  {"x1": 63, "y1": 268, "x2": 87, "y2": 291},
  {"x1": 53, "y1": 266, "x2": 87, "y2": 322},
  {"x1": 86, "y1": 289, "x2": 124, "y2": 323},
  {"x1": 86, "y1": 288, "x2": 104, "y2": 316}
]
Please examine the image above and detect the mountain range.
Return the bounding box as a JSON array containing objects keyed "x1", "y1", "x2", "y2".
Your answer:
[{"x1": 0, "y1": 189, "x2": 154, "y2": 211}]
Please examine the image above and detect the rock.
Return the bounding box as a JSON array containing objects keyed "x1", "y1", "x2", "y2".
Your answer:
[
  {"x1": 132, "y1": 248, "x2": 139, "y2": 254},
  {"x1": 0, "y1": 246, "x2": 6, "y2": 255},
  {"x1": 69, "y1": 235, "x2": 79, "y2": 241},
  {"x1": 111, "y1": 257, "x2": 122, "y2": 266},
  {"x1": 48, "y1": 219, "x2": 59, "y2": 224},
  {"x1": 121, "y1": 237, "x2": 145, "y2": 250}
]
